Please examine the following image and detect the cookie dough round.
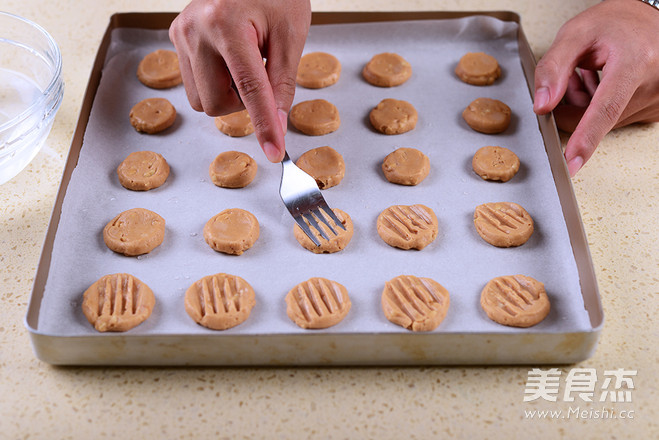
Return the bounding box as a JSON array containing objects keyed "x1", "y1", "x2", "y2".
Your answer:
[
  {"x1": 295, "y1": 146, "x2": 345, "y2": 189},
  {"x1": 286, "y1": 277, "x2": 351, "y2": 329},
  {"x1": 293, "y1": 208, "x2": 353, "y2": 254},
  {"x1": 137, "y1": 49, "x2": 182, "y2": 89},
  {"x1": 103, "y1": 208, "x2": 165, "y2": 256},
  {"x1": 214, "y1": 109, "x2": 254, "y2": 137},
  {"x1": 480, "y1": 275, "x2": 550, "y2": 328},
  {"x1": 472, "y1": 146, "x2": 520, "y2": 182},
  {"x1": 289, "y1": 99, "x2": 340, "y2": 136},
  {"x1": 209, "y1": 151, "x2": 257, "y2": 188},
  {"x1": 185, "y1": 273, "x2": 256, "y2": 330},
  {"x1": 382, "y1": 147, "x2": 430, "y2": 185},
  {"x1": 362, "y1": 52, "x2": 412, "y2": 87},
  {"x1": 462, "y1": 98, "x2": 511, "y2": 134},
  {"x1": 129, "y1": 97, "x2": 177, "y2": 134},
  {"x1": 296, "y1": 52, "x2": 341, "y2": 89},
  {"x1": 473, "y1": 202, "x2": 534, "y2": 247},
  {"x1": 369, "y1": 98, "x2": 418, "y2": 135},
  {"x1": 203, "y1": 208, "x2": 260, "y2": 255},
  {"x1": 381, "y1": 275, "x2": 450, "y2": 332},
  {"x1": 377, "y1": 204, "x2": 438, "y2": 250},
  {"x1": 455, "y1": 52, "x2": 501, "y2": 86},
  {"x1": 117, "y1": 151, "x2": 170, "y2": 191},
  {"x1": 82, "y1": 273, "x2": 156, "y2": 332}
]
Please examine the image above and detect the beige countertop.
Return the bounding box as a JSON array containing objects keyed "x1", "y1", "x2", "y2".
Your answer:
[{"x1": 1, "y1": 0, "x2": 656, "y2": 438}]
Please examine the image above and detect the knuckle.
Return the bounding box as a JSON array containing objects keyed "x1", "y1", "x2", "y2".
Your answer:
[{"x1": 234, "y1": 75, "x2": 266, "y2": 101}]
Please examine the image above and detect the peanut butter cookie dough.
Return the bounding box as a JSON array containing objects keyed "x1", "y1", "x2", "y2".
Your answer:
[
  {"x1": 382, "y1": 147, "x2": 430, "y2": 185},
  {"x1": 369, "y1": 98, "x2": 418, "y2": 135},
  {"x1": 381, "y1": 275, "x2": 450, "y2": 332},
  {"x1": 455, "y1": 52, "x2": 501, "y2": 86},
  {"x1": 473, "y1": 202, "x2": 534, "y2": 247},
  {"x1": 295, "y1": 146, "x2": 345, "y2": 189},
  {"x1": 137, "y1": 49, "x2": 182, "y2": 89},
  {"x1": 129, "y1": 97, "x2": 176, "y2": 134},
  {"x1": 289, "y1": 99, "x2": 340, "y2": 136},
  {"x1": 214, "y1": 109, "x2": 254, "y2": 137},
  {"x1": 472, "y1": 146, "x2": 520, "y2": 182},
  {"x1": 285, "y1": 278, "x2": 351, "y2": 329},
  {"x1": 362, "y1": 52, "x2": 412, "y2": 87},
  {"x1": 185, "y1": 273, "x2": 256, "y2": 330},
  {"x1": 480, "y1": 275, "x2": 550, "y2": 328},
  {"x1": 293, "y1": 208, "x2": 353, "y2": 254},
  {"x1": 209, "y1": 151, "x2": 257, "y2": 188},
  {"x1": 296, "y1": 52, "x2": 341, "y2": 89},
  {"x1": 462, "y1": 98, "x2": 511, "y2": 134},
  {"x1": 377, "y1": 204, "x2": 438, "y2": 250},
  {"x1": 117, "y1": 151, "x2": 170, "y2": 191},
  {"x1": 203, "y1": 208, "x2": 260, "y2": 256},
  {"x1": 82, "y1": 273, "x2": 156, "y2": 332},
  {"x1": 103, "y1": 208, "x2": 165, "y2": 256}
]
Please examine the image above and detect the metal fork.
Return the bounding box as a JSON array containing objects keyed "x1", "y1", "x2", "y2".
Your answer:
[{"x1": 279, "y1": 151, "x2": 346, "y2": 246}]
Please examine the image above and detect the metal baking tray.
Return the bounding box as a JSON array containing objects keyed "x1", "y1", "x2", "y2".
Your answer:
[{"x1": 26, "y1": 11, "x2": 603, "y2": 365}]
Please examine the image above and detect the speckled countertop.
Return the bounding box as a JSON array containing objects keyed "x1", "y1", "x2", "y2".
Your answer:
[{"x1": 1, "y1": 0, "x2": 656, "y2": 438}]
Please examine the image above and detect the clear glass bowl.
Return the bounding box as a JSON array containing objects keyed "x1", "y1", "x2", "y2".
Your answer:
[{"x1": 0, "y1": 11, "x2": 64, "y2": 184}]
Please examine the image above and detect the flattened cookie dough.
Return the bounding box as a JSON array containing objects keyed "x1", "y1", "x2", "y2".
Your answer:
[
  {"x1": 370, "y1": 99, "x2": 418, "y2": 135},
  {"x1": 455, "y1": 52, "x2": 501, "y2": 86},
  {"x1": 214, "y1": 109, "x2": 254, "y2": 137},
  {"x1": 472, "y1": 146, "x2": 520, "y2": 182},
  {"x1": 293, "y1": 208, "x2": 353, "y2": 254},
  {"x1": 289, "y1": 99, "x2": 340, "y2": 136},
  {"x1": 137, "y1": 49, "x2": 182, "y2": 89},
  {"x1": 296, "y1": 52, "x2": 341, "y2": 89},
  {"x1": 362, "y1": 52, "x2": 412, "y2": 87},
  {"x1": 286, "y1": 278, "x2": 351, "y2": 329},
  {"x1": 129, "y1": 97, "x2": 176, "y2": 134},
  {"x1": 209, "y1": 151, "x2": 257, "y2": 188},
  {"x1": 295, "y1": 146, "x2": 345, "y2": 189},
  {"x1": 82, "y1": 273, "x2": 156, "y2": 332},
  {"x1": 185, "y1": 273, "x2": 256, "y2": 330},
  {"x1": 382, "y1": 275, "x2": 450, "y2": 332},
  {"x1": 473, "y1": 202, "x2": 533, "y2": 247},
  {"x1": 462, "y1": 98, "x2": 511, "y2": 134},
  {"x1": 382, "y1": 147, "x2": 430, "y2": 186},
  {"x1": 377, "y1": 204, "x2": 438, "y2": 250},
  {"x1": 103, "y1": 208, "x2": 165, "y2": 256},
  {"x1": 480, "y1": 275, "x2": 550, "y2": 328},
  {"x1": 203, "y1": 208, "x2": 260, "y2": 255},
  {"x1": 117, "y1": 151, "x2": 170, "y2": 191}
]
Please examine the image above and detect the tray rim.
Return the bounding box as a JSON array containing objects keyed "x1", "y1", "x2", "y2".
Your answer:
[{"x1": 25, "y1": 10, "x2": 603, "y2": 366}]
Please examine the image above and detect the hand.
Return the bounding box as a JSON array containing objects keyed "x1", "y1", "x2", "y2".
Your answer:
[
  {"x1": 533, "y1": 0, "x2": 659, "y2": 176},
  {"x1": 169, "y1": 0, "x2": 311, "y2": 162}
]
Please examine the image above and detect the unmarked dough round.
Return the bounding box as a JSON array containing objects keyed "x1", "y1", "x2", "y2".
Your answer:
[
  {"x1": 362, "y1": 53, "x2": 412, "y2": 87},
  {"x1": 462, "y1": 98, "x2": 511, "y2": 134},
  {"x1": 137, "y1": 49, "x2": 182, "y2": 89},
  {"x1": 382, "y1": 147, "x2": 429, "y2": 185},
  {"x1": 209, "y1": 151, "x2": 257, "y2": 188},
  {"x1": 296, "y1": 52, "x2": 341, "y2": 89},
  {"x1": 289, "y1": 99, "x2": 341, "y2": 136},
  {"x1": 214, "y1": 109, "x2": 254, "y2": 137},
  {"x1": 369, "y1": 99, "x2": 418, "y2": 135},
  {"x1": 472, "y1": 146, "x2": 520, "y2": 182},
  {"x1": 203, "y1": 208, "x2": 260, "y2": 255},
  {"x1": 129, "y1": 97, "x2": 176, "y2": 134},
  {"x1": 103, "y1": 208, "x2": 166, "y2": 256},
  {"x1": 117, "y1": 151, "x2": 170, "y2": 191},
  {"x1": 455, "y1": 52, "x2": 501, "y2": 86},
  {"x1": 295, "y1": 146, "x2": 345, "y2": 189}
]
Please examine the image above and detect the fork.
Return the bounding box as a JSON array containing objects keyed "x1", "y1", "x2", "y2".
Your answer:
[{"x1": 279, "y1": 151, "x2": 346, "y2": 246}]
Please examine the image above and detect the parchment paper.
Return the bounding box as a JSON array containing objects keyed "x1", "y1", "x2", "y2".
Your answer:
[{"x1": 39, "y1": 17, "x2": 591, "y2": 338}]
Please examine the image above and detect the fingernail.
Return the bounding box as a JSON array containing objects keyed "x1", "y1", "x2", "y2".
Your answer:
[
  {"x1": 534, "y1": 87, "x2": 550, "y2": 112},
  {"x1": 278, "y1": 109, "x2": 288, "y2": 134},
  {"x1": 567, "y1": 155, "x2": 583, "y2": 177},
  {"x1": 263, "y1": 141, "x2": 282, "y2": 163}
]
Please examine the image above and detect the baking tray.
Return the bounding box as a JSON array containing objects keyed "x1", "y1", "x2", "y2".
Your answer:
[{"x1": 26, "y1": 11, "x2": 603, "y2": 365}]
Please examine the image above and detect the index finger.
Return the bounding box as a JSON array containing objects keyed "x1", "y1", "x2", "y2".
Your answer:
[{"x1": 222, "y1": 31, "x2": 286, "y2": 163}]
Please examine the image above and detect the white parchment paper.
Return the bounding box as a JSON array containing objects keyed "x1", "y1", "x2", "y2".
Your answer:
[{"x1": 39, "y1": 17, "x2": 591, "y2": 338}]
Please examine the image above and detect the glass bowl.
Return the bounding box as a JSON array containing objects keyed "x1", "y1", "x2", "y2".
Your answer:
[{"x1": 0, "y1": 11, "x2": 64, "y2": 184}]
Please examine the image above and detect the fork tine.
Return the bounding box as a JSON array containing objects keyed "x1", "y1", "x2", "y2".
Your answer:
[
  {"x1": 319, "y1": 205, "x2": 347, "y2": 231},
  {"x1": 294, "y1": 214, "x2": 322, "y2": 247},
  {"x1": 303, "y1": 212, "x2": 330, "y2": 241},
  {"x1": 311, "y1": 208, "x2": 338, "y2": 236}
]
